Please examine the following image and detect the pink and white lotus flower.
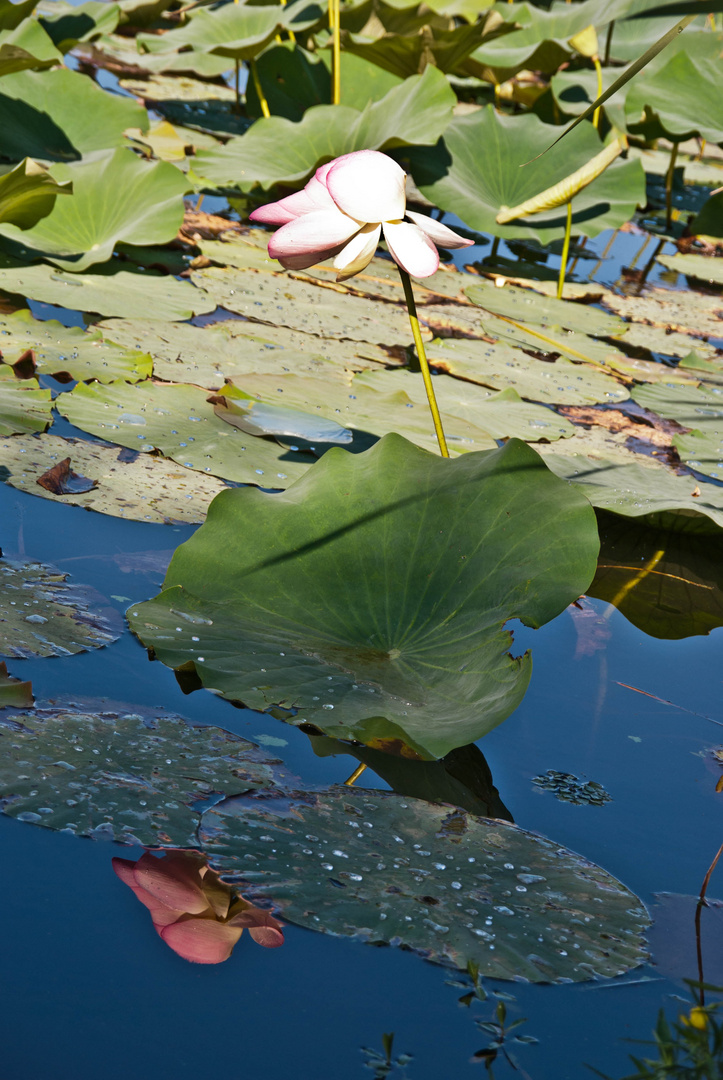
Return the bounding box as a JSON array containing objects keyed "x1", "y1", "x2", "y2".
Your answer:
[{"x1": 249, "y1": 149, "x2": 473, "y2": 281}]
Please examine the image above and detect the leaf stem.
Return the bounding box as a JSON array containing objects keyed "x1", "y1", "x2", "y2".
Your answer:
[
  {"x1": 234, "y1": 58, "x2": 241, "y2": 114},
  {"x1": 399, "y1": 267, "x2": 449, "y2": 457},
  {"x1": 343, "y1": 763, "x2": 367, "y2": 786},
  {"x1": 665, "y1": 141, "x2": 679, "y2": 230},
  {"x1": 331, "y1": 0, "x2": 341, "y2": 104},
  {"x1": 250, "y1": 59, "x2": 270, "y2": 118},
  {"x1": 557, "y1": 200, "x2": 572, "y2": 301},
  {"x1": 604, "y1": 19, "x2": 614, "y2": 64},
  {"x1": 592, "y1": 55, "x2": 603, "y2": 129}
]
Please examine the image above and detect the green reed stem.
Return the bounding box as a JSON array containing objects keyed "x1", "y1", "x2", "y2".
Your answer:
[
  {"x1": 331, "y1": 0, "x2": 341, "y2": 104},
  {"x1": 250, "y1": 59, "x2": 270, "y2": 118},
  {"x1": 557, "y1": 201, "x2": 573, "y2": 300},
  {"x1": 399, "y1": 267, "x2": 449, "y2": 458},
  {"x1": 592, "y1": 56, "x2": 603, "y2": 129},
  {"x1": 665, "y1": 141, "x2": 679, "y2": 230}
]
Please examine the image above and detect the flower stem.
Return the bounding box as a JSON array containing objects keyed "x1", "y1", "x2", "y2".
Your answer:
[
  {"x1": 331, "y1": 0, "x2": 341, "y2": 105},
  {"x1": 250, "y1": 59, "x2": 270, "y2": 118},
  {"x1": 399, "y1": 267, "x2": 449, "y2": 458},
  {"x1": 592, "y1": 55, "x2": 603, "y2": 129},
  {"x1": 343, "y1": 762, "x2": 367, "y2": 786},
  {"x1": 557, "y1": 200, "x2": 572, "y2": 301},
  {"x1": 665, "y1": 141, "x2": 679, "y2": 230}
]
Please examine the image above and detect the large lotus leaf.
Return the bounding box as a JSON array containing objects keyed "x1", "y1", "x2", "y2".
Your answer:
[
  {"x1": 0, "y1": 309, "x2": 151, "y2": 382},
  {"x1": 116, "y1": 0, "x2": 176, "y2": 27},
  {"x1": 614, "y1": 322, "x2": 719, "y2": 365},
  {"x1": 0, "y1": 0, "x2": 37, "y2": 31},
  {"x1": 0, "y1": 158, "x2": 71, "y2": 230},
  {"x1": 118, "y1": 74, "x2": 246, "y2": 139},
  {"x1": 0, "y1": 433, "x2": 230, "y2": 523},
  {"x1": 324, "y1": 50, "x2": 403, "y2": 111},
  {"x1": 340, "y1": 21, "x2": 488, "y2": 80},
  {"x1": 0, "y1": 705, "x2": 282, "y2": 846},
  {"x1": 0, "y1": 263, "x2": 214, "y2": 319},
  {"x1": 124, "y1": 119, "x2": 222, "y2": 165},
  {"x1": 602, "y1": 287, "x2": 723, "y2": 340},
  {"x1": 97, "y1": 34, "x2": 231, "y2": 78},
  {"x1": 424, "y1": 336, "x2": 628, "y2": 406},
  {"x1": 0, "y1": 17, "x2": 62, "y2": 76},
  {"x1": 678, "y1": 353, "x2": 723, "y2": 386},
  {"x1": 588, "y1": 513, "x2": 723, "y2": 639},
  {"x1": 0, "y1": 67, "x2": 148, "y2": 163},
  {"x1": 550, "y1": 67, "x2": 627, "y2": 131},
  {"x1": 127, "y1": 435, "x2": 599, "y2": 760},
  {"x1": 0, "y1": 366, "x2": 52, "y2": 435},
  {"x1": 408, "y1": 108, "x2": 646, "y2": 244},
  {"x1": 691, "y1": 191, "x2": 723, "y2": 240},
  {"x1": 190, "y1": 265, "x2": 416, "y2": 345},
  {"x1": 202, "y1": 786, "x2": 649, "y2": 982},
  {"x1": 137, "y1": 3, "x2": 282, "y2": 60},
  {"x1": 95, "y1": 317, "x2": 392, "y2": 388},
  {"x1": 463, "y1": 280, "x2": 626, "y2": 338},
  {"x1": 625, "y1": 52, "x2": 723, "y2": 143},
  {"x1": 0, "y1": 149, "x2": 188, "y2": 271},
  {"x1": 39, "y1": 0, "x2": 120, "y2": 51},
  {"x1": 192, "y1": 66, "x2": 455, "y2": 189},
  {"x1": 656, "y1": 254, "x2": 723, "y2": 287},
  {"x1": 632, "y1": 382, "x2": 723, "y2": 481},
  {"x1": 246, "y1": 42, "x2": 329, "y2": 121},
  {"x1": 60, "y1": 379, "x2": 317, "y2": 487},
  {"x1": 537, "y1": 446, "x2": 723, "y2": 534},
  {"x1": 220, "y1": 371, "x2": 498, "y2": 456},
  {"x1": 0, "y1": 558, "x2": 119, "y2": 658}
]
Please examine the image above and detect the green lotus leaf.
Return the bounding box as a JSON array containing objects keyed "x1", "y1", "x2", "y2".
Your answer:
[
  {"x1": 656, "y1": 253, "x2": 723, "y2": 286},
  {"x1": 588, "y1": 512, "x2": 723, "y2": 639},
  {"x1": 691, "y1": 190, "x2": 723, "y2": 240},
  {"x1": 0, "y1": 557, "x2": 120, "y2": 658},
  {"x1": 321, "y1": 50, "x2": 403, "y2": 111},
  {"x1": 550, "y1": 67, "x2": 627, "y2": 131},
  {"x1": 0, "y1": 262, "x2": 214, "y2": 319},
  {"x1": 0, "y1": 661, "x2": 32, "y2": 706},
  {"x1": 0, "y1": 309, "x2": 151, "y2": 382},
  {"x1": 632, "y1": 382, "x2": 723, "y2": 482},
  {"x1": 39, "y1": 0, "x2": 120, "y2": 51},
  {"x1": 407, "y1": 108, "x2": 645, "y2": 243},
  {"x1": 0, "y1": 0, "x2": 37, "y2": 31},
  {"x1": 0, "y1": 66, "x2": 148, "y2": 163},
  {"x1": 463, "y1": 280, "x2": 626, "y2": 337},
  {"x1": 202, "y1": 786, "x2": 649, "y2": 982},
  {"x1": 625, "y1": 50, "x2": 723, "y2": 143},
  {"x1": 137, "y1": 3, "x2": 282, "y2": 60},
  {"x1": 193, "y1": 66, "x2": 455, "y2": 189},
  {"x1": 59, "y1": 379, "x2": 318, "y2": 487},
  {"x1": 0, "y1": 365, "x2": 53, "y2": 435},
  {"x1": 94, "y1": 316, "x2": 392, "y2": 387},
  {"x1": 424, "y1": 336, "x2": 628, "y2": 406},
  {"x1": 245, "y1": 42, "x2": 329, "y2": 121},
  {"x1": 0, "y1": 158, "x2": 71, "y2": 230},
  {"x1": 127, "y1": 434, "x2": 599, "y2": 760},
  {"x1": 116, "y1": 0, "x2": 175, "y2": 27},
  {"x1": 339, "y1": 20, "x2": 489, "y2": 80},
  {"x1": 0, "y1": 148, "x2": 188, "y2": 271},
  {"x1": 0, "y1": 17, "x2": 62, "y2": 76},
  {"x1": 0, "y1": 704, "x2": 282, "y2": 846},
  {"x1": 0, "y1": 432, "x2": 231, "y2": 523},
  {"x1": 601, "y1": 286, "x2": 723, "y2": 340}
]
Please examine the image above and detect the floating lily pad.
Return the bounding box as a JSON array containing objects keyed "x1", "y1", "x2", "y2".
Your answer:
[
  {"x1": 0, "y1": 17, "x2": 62, "y2": 77},
  {"x1": 0, "y1": 262, "x2": 215, "y2": 319},
  {"x1": 0, "y1": 704, "x2": 283, "y2": 846},
  {"x1": 39, "y1": 0, "x2": 120, "y2": 51},
  {"x1": 632, "y1": 382, "x2": 723, "y2": 481},
  {"x1": 656, "y1": 254, "x2": 723, "y2": 287},
  {"x1": 95, "y1": 317, "x2": 393, "y2": 389},
  {"x1": 60, "y1": 379, "x2": 317, "y2": 487},
  {"x1": 0, "y1": 148, "x2": 188, "y2": 271},
  {"x1": 0, "y1": 365, "x2": 52, "y2": 435},
  {"x1": 424, "y1": 336, "x2": 628, "y2": 407},
  {"x1": 0, "y1": 157, "x2": 71, "y2": 230},
  {"x1": 0, "y1": 65, "x2": 147, "y2": 162},
  {"x1": 202, "y1": 786, "x2": 649, "y2": 982},
  {"x1": 0, "y1": 557, "x2": 119, "y2": 658},
  {"x1": 463, "y1": 281, "x2": 626, "y2": 338},
  {"x1": 0, "y1": 433, "x2": 230, "y2": 523},
  {"x1": 128, "y1": 435, "x2": 598, "y2": 759},
  {"x1": 193, "y1": 66, "x2": 455, "y2": 189},
  {"x1": 602, "y1": 288, "x2": 723, "y2": 340},
  {"x1": 0, "y1": 309, "x2": 151, "y2": 382}
]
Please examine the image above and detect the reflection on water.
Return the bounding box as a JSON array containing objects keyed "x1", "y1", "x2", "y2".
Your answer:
[{"x1": 113, "y1": 849, "x2": 283, "y2": 963}]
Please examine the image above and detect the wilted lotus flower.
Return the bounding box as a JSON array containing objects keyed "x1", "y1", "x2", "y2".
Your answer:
[
  {"x1": 113, "y1": 850, "x2": 284, "y2": 964},
  {"x1": 249, "y1": 149, "x2": 473, "y2": 281}
]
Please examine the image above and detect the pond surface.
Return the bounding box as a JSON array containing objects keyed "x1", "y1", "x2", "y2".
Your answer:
[{"x1": 2, "y1": 306, "x2": 723, "y2": 1078}]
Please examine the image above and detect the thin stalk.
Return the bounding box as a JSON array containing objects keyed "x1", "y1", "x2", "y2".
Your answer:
[
  {"x1": 587, "y1": 227, "x2": 617, "y2": 280},
  {"x1": 343, "y1": 763, "x2": 367, "y2": 786},
  {"x1": 490, "y1": 235, "x2": 500, "y2": 262},
  {"x1": 604, "y1": 19, "x2": 614, "y2": 64},
  {"x1": 628, "y1": 232, "x2": 651, "y2": 271},
  {"x1": 592, "y1": 55, "x2": 603, "y2": 129},
  {"x1": 331, "y1": 0, "x2": 341, "y2": 104},
  {"x1": 234, "y1": 57, "x2": 241, "y2": 114},
  {"x1": 636, "y1": 236, "x2": 665, "y2": 293},
  {"x1": 399, "y1": 267, "x2": 449, "y2": 458},
  {"x1": 250, "y1": 59, "x2": 270, "y2": 118},
  {"x1": 557, "y1": 200, "x2": 572, "y2": 301},
  {"x1": 568, "y1": 233, "x2": 587, "y2": 276},
  {"x1": 695, "y1": 842, "x2": 723, "y2": 1005},
  {"x1": 195, "y1": 194, "x2": 204, "y2": 212},
  {"x1": 279, "y1": 0, "x2": 296, "y2": 44},
  {"x1": 665, "y1": 141, "x2": 679, "y2": 230}
]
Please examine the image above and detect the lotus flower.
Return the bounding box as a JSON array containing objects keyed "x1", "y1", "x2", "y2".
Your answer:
[
  {"x1": 113, "y1": 850, "x2": 284, "y2": 964},
  {"x1": 249, "y1": 149, "x2": 473, "y2": 281}
]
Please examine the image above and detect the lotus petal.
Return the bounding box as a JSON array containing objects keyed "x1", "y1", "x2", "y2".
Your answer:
[
  {"x1": 405, "y1": 210, "x2": 474, "y2": 250},
  {"x1": 133, "y1": 851, "x2": 209, "y2": 915},
  {"x1": 326, "y1": 150, "x2": 406, "y2": 225},
  {"x1": 268, "y1": 207, "x2": 361, "y2": 268},
  {"x1": 249, "y1": 174, "x2": 336, "y2": 225},
  {"x1": 383, "y1": 220, "x2": 439, "y2": 278},
  {"x1": 160, "y1": 917, "x2": 243, "y2": 964},
  {"x1": 333, "y1": 223, "x2": 381, "y2": 281},
  {"x1": 229, "y1": 907, "x2": 285, "y2": 948},
  {"x1": 112, "y1": 856, "x2": 186, "y2": 926}
]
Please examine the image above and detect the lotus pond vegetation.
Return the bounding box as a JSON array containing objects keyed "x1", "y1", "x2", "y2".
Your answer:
[{"x1": 0, "y1": 0, "x2": 722, "y2": 1074}]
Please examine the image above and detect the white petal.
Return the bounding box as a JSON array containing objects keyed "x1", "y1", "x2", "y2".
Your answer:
[
  {"x1": 405, "y1": 210, "x2": 474, "y2": 250},
  {"x1": 268, "y1": 207, "x2": 362, "y2": 269},
  {"x1": 326, "y1": 150, "x2": 406, "y2": 225},
  {"x1": 333, "y1": 223, "x2": 381, "y2": 281},
  {"x1": 383, "y1": 220, "x2": 439, "y2": 279}
]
